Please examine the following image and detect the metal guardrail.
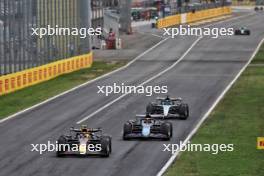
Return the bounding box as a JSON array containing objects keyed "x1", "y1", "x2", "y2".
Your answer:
[{"x1": 0, "y1": 0, "x2": 91, "y2": 76}]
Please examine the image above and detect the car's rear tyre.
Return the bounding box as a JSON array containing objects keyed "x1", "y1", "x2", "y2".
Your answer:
[
  {"x1": 179, "y1": 104, "x2": 189, "y2": 120},
  {"x1": 123, "y1": 123, "x2": 132, "y2": 140},
  {"x1": 161, "y1": 122, "x2": 173, "y2": 140},
  {"x1": 246, "y1": 31, "x2": 250, "y2": 35},
  {"x1": 146, "y1": 103, "x2": 153, "y2": 114},
  {"x1": 102, "y1": 136, "x2": 112, "y2": 153},
  {"x1": 101, "y1": 138, "x2": 111, "y2": 157},
  {"x1": 56, "y1": 135, "x2": 68, "y2": 157},
  {"x1": 234, "y1": 31, "x2": 240, "y2": 35}
]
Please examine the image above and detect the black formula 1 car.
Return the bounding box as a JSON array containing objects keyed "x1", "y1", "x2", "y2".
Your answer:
[
  {"x1": 234, "y1": 27, "x2": 250, "y2": 35},
  {"x1": 56, "y1": 125, "x2": 111, "y2": 157},
  {"x1": 255, "y1": 6, "x2": 263, "y2": 11},
  {"x1": 123, "y1": 115, "x2": 172, "y2": 140},
  {"x1": 146, "y1": 96, "x2": 189, "y2": 119}
]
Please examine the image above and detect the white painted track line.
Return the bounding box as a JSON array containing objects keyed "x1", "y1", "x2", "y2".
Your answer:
[
  {"x1": 0, "y1": 38, "x2": 168, "y2": 124},
  {"x1": 77, "y1": 12, "x2": 256, "y2": 124},
  {"x1": 156, "y1": 38, "x2": 264, "y2": 176},
  {"x1": 0, "y1": 12, "x2": 256, "y2": 124},
  {"x1": 77, "y1": 37, "x2": 203, "y2": 124}
]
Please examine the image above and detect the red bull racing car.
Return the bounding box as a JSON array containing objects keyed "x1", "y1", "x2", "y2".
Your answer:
[{"x1": 56, "y1": 125, "x2": 112, "y2": 157}]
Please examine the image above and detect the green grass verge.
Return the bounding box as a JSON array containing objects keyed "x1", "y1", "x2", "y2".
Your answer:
[
  {"x1": 0, "y1": 61, "x2": 127, "y2": 119},
  {"x1": 252, "y1": 44, "x2": 264, "y2": 64},
  {"x1": 166, "y1": 45, "x2": 264, "y2": 176}
]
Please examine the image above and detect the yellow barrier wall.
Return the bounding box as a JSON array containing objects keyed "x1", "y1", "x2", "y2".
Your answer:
[
  {"x1": 157, "y1": 6, "x2": 232, "y2": 28},
  {"x1": 157, "y1": 14, "x2": 181, "y2": 28},
  {"x1": 186, "y1": 7, "x2": 231, "y2": 23},
  {"x1": 0, "y1": 52, "x2": 93, "y2": 96}
]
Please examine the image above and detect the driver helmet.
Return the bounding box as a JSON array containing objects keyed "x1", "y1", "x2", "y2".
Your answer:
[
  {"x1": 144, "y1": 118, "x2": 152, "y2": 124},
  {"x1": 84, "y1": 133, "x2": 91, "y2": 139},
  {"x1": 165, "y1": 95, "x2": 170, "y2": 100},
  {"x1": 145, "y1": 113, "x2": 151, "y2": 119},
  {"x1": 81, "y1": 125, "x2": 88, "y2": 132}
]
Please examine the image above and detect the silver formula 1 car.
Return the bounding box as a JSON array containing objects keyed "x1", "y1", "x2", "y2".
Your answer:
[
  {"x1": 146, "y1": 96, "x2": 189, "y2": 119},
  {"x1": 57, "y1": 125, "x2": 111, "y2": 157},
  {"x1": 123, "y1": 115, "x2": 172, "y2": 140},
  {"x1": 234, "y1": 27, "x2": 250, "y2": 35}
]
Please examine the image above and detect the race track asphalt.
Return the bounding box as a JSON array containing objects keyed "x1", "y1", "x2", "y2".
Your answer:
[{"x1": 0, "y1": 11, "x2": 263, "y2": 176}]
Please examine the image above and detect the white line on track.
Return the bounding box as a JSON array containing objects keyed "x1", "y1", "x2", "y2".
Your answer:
[
  {"x1": 76, "y1": 12, "x2": 257, "y2": 124},
  {"x1": 152, "y1": 33, "x2": 166, "y2": 39},
  {"x1": 202, "y1": 12, "x2": 255, "y2": 28},
  {"x1": 156, "y1": 37, "x2": 264, "y2": 176},
  {"x1": 0, "y1": 12, "x2": 256, "y2": 124},
  {"x1": 77, "y1": 36, "x2": 202, "y2": 124},
  {"x1": 0, "y1": 37, "x2": 168, "y2": 124}
]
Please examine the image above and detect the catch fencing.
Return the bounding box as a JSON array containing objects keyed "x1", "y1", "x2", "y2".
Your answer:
[{"x1": 0, "y1": 0, "x2": 91, "y2": 76}]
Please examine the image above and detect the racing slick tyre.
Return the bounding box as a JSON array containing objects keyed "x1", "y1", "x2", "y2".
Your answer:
[
  {"x1": 161, "y1": 122, "x2": 173, "y2": 140},
  {"x1": 146, "y1": 103, "x2": 154, "y2": 114},
  {"x1": 234, "y1": 30, "x2": 240, "y2": 35},
  {"x1": 101, "y1": 138, "x2": 111, "y2": 157},
  {"x1": 102, "y1": 136, "x2": 112, "y2": 153},
  {"x1": 246, "y1": 30, "x2": 250, "y2": 35},
  {"x1": 56, "y1": 135, "x2": 68, "y2": 157},
  {"x1": 123, "y1": 123, "x2": 132, "y2": 140},
  {"x1": 179, "y1": 104, "x2": 189, "y2": 120}
]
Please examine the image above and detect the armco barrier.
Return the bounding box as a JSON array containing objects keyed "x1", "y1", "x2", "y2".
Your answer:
[
  {"x1": 0, "y1": 52, "x2": 93, "y2": 96},
  {"x1": 157, "y1": 6, "x2": 232, "y2": 28}
]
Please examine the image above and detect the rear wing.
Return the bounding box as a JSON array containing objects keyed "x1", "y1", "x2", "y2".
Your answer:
[
  {"x1": 136, "y1": 114, "x2": 162, "y2": 118},
  {"x1": 156, "y1": 97, "x2": 182, "y2": 101},
  {"x1": 70, "y1": 127, "x2": 102, "y2": 133}
]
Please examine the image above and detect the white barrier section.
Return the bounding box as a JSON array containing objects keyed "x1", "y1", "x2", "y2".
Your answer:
[{"x1": 181, "y1": 13, "x2": 187, "y2": 24}]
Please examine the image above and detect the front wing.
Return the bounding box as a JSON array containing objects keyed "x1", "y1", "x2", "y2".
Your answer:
[
  {"x1": 124, "y1": 132, "x2": 168, "y2": 139},
  {"x1": 148, "y1": 113, "x2": 181, "y2": 119}
]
